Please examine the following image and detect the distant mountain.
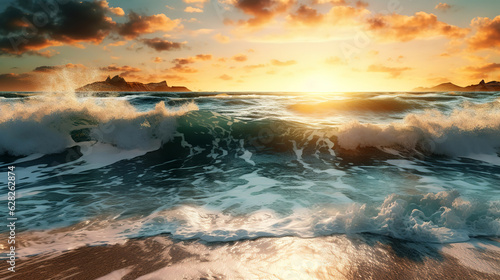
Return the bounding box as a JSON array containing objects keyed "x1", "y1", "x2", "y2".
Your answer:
[
  {"x1": 414, "y1": 80, "x2": 500, "y2": 92},
  {"x1": 76, "y1": 75, "x2": 190, "y2": 92}
]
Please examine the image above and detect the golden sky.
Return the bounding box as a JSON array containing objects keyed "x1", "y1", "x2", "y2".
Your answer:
[{"x1": 0, "y1": 0, "x2": 499, "y2": 92}]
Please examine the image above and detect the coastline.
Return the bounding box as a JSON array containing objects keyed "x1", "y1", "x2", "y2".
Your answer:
[{"x1": 1, "y1": 234, "x2": 499, "y2": 280}]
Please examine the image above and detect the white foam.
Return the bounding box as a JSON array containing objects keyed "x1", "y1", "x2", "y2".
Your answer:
[
  {"x1": 337, "y1": 99, "x2": 500, "y2": 161},
  {"x1": 0, "y1": 93, "x2": 197, "y2": 156}
]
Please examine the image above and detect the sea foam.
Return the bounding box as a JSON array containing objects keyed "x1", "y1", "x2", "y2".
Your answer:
[
  {"x1": 0, "y1": 93, "x2": 197, "y2": 156},
  {"x1": 337, "y1": 99, "x2": 500, "y2": 157}
]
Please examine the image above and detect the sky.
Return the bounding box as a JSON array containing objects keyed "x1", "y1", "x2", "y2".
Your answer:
[{"x1": 0, "y1": 0, "x2": 499, "y2": 92}]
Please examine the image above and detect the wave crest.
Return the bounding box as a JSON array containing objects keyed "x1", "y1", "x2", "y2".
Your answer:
[{"x1": 0, "y1": 94, "x2": 197, "y2": 156}]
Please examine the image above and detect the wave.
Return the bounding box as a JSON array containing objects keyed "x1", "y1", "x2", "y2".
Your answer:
[
  {"x1": 12, "y1": 190, "x2": 500, "y2": 257},
  {"x1": 1, "y1": 95, "x2": 500, "y2": 161},
  {"x1": 337, "y1": 99, "x2": 500, "y2": 157},
  {"x1": 0, "y1": 93, "x2": 197, "y2": 156}
]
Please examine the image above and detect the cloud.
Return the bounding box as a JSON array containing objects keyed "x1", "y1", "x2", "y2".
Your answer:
[
  {"x1": 325, "y1": 56, "x2": 345, "y2": 65},
  {"x1": 99, "y1": 0, "x2": 125, "y2": 16},
  {"x1": 33, "y1": 63, "x2": 86, "y2": 73},
  {"x1": 141, "y1": 38, "x2": 183, "y2": 51},
  {"x1": 169, "y1": 54, "x2": 212, "y2": 73},
  {"x1": 366, "y1": 12, "x2": 469, "y2": 42},
  {"x1": 185, "y1": 7, "x2": 203, "y2": 13},
  {"x1": 271, "y1": 59, "x2": 296, "y2": 66},
  {"x1": 435, "y1": 3, "x2": 451, "y2": 12},
  {"x1": 163, "y1": 74, "x2": 188, "y2": 82},
  {"x1": 172, "y1": 54, "x2": 212, "y2": 65},
  {"x1": 468, "y1": 16, "x2": 500, "y2": 52},
  {"x1": 230, "y1": 0, "x2": 295, "y2": 27},
  {"x1": 188, "y1": 28, "x2": 214, "y2": 36},
  {"x1": 118, "y1": 12, "x2": 182, "y2": 39},
  {"x1": 286, "y1": 4, "x2": 369, "y2": 27},
  {"x1": 288, "y1": 5, "x2": 324, "y2": 26},
  {"x1": 244, "y1": 64, "x2": 266, "y2": 71},
  {"x1": 103, "y1": 40, "x2": 127, "y2": 50},
  {"x1": 214, "y1": 33, "x2": 231, "y2": 43},
  {"x1": 462, "y1": 62, "x2": 500, "y2": 79},
  {"x1": 0, "y1": 73, "x2": 37, "y2": 91},
  {"x1": 367, "y1": 64, "x2": 411, "y2": 78},
  {"x1": 153, "y1": 57, "x2": 163, "y2": 63},
  {"x1": 100, "y1": 64, "x2": 141, "y2": 77},
  {"x1": 184, "y1": 0, "x2": 208, "y2": 3},
  {"x1": 170, "y1": 65, "x2": 198, "y2": 73},
  {"x1": 195, "y1": 54, "x2": 213, "y2": 60},
  {"x1": 219, "y1": 74, "x2": 233, "y2": 80},
  {"x1": 0, "y1": 0, "x2": 117, "y2": 56},
  {"x1": 100, "y1": 65, "x2": 141, "y2": 73},
  {"x1": 232, "y1": 54, "x2": 248, "y2": 62}
]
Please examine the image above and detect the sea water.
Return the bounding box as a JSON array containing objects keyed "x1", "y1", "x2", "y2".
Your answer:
[{"x1": 0, "y1": 91, "x2": 499, "y2": 278}]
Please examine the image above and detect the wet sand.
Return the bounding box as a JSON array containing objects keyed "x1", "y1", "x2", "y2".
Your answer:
[{"x1": 0, "y1": 234, "x2": 499, "y2": 280}]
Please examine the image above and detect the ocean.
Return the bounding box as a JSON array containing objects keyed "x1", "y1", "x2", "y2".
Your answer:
[{"x1": 0, "y1": 91, "x2": 499, "y2": 279}]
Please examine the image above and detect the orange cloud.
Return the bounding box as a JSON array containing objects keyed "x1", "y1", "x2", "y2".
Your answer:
[
  {"x1": 232, "y1": 54, "x2": 248, "y2": 62},
  {"x1": 170, "y1": 65, "x2": 198, "y2": 73},
  {"x1": 214, "y1": 33, "x2": 231, "y2": 43},
  {"x1": 0, "y1": 73, "x2": 37, "y2": 91},
  {"x1": 288, "y1": 5, "x2": 324, "y2": 26},
  {"x1": 367, "y1": 64, "x2": 411, "y2": 78},
  {"x1": 169, "y1": 54, "x2": 212, "y2": 73},
  {"x1": 185, "y1": 7, "x2": 203, "y2": 13},
  {"x1": 468, "y1": 16, "x2": 500, "y2": 52},
  {"x1": 287, "y1": 4, "x2": 368, "y2": 27},
  {"x1": 230, "y1": 0, "x2": 295, "y2": 27},
  {"x1": 172, "y1": 54, "x2": 212, "y2": 65},
  {"x1": 462, "y1": 62, "x2": 500, "y2": 79},
  {"x1": 99, "y1": 0, "x2": 125, "y2": 16},
  {"x1": 244, "y1": 64, "x2": 266, "y2": 71},
  {"x1": 325, "y1": 56, "x2": 345, "y2": 65},
  {"x1": 118, "y1": 12, "x2": 182, "y2": 39},
  {"x1": 271, "y1": 59, "x2": 296, "y2": 66},
  {"x1": 195, "y1": 54, "x2": 213, "y2": 60},
  {"x1": 435, "y1": 3, "x2": 451, "y2": 12},
  {"x1": 219, "y1": 74, "x2": 233, "y2": 80},
  {"x1": 366, "y1": 12, "x2": 469, "y2": 42}
]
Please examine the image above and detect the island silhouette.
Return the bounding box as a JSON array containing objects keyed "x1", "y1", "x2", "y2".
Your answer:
[{"x1": 76, "y1": 75, "x2": 190, "y2": 92}]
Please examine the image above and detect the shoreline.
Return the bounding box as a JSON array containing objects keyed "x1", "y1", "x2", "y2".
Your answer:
[{"x1": 1, "y1": 234, "x2": 499, "y2": 279}]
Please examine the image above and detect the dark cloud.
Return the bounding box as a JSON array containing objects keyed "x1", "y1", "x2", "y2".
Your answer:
[
  {"x1": 0, "y1": 0, "x2": 116, "y2": 56},
  {"x1": 33, "y1": 65, "x2": 58, "y2": 72},
  {"x1": 141, "y1": 38, "x2": 183, "y2": 52},
  {"x1": 33, "y1": 63, "x2": 86, "y2": 73}
]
